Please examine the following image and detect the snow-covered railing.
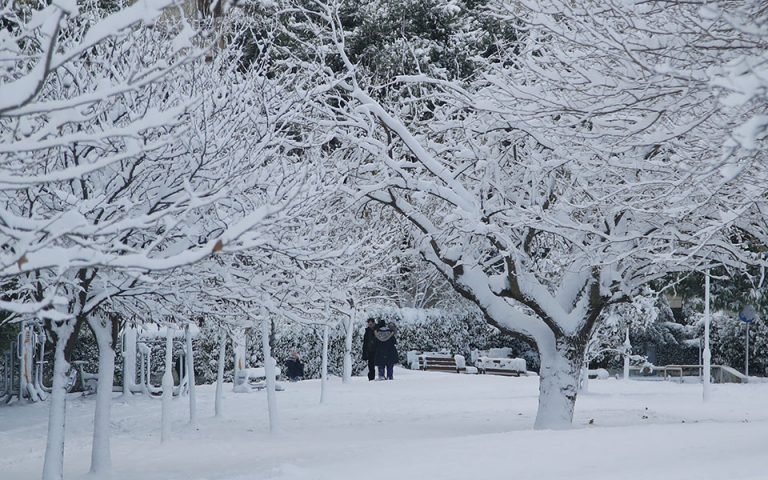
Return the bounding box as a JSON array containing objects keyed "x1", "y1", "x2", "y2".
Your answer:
[
  {"x1": 629, "y1": 364, "x2": 749, "y2": 384},
  {"x1": 712, "y1": 365, "x2": 748, "y2": 384},
  {"x1": 630, "y1": 364, "x2": 683, "y2": 382}
]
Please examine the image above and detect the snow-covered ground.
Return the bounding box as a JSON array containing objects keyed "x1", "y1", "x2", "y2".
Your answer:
[{"x1": 2, "y1": 368, "x2": 767, "y2": 480}]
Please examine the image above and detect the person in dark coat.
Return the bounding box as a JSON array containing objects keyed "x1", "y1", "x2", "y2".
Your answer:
[
  {"x1": 373, "y1": 320, "x2": 398, "y2": 380},
  {"x1": 362, "y1": 319, "x2": 377, "y2": 381},
  {"x1": 285, "y1": 352, "x2": 304, "y2": 381}
]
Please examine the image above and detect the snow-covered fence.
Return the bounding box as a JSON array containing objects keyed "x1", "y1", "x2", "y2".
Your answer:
[{"x1": 629, "y1": 364, "x2": 749, "y2": 384}]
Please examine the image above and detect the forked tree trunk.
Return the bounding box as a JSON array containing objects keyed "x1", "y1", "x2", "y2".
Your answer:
[
  {"x1": 89, "y1": 315, "x2": 116, "y2": 474},
  {"x1": 534, "y1": 339, "x2": 584, "y2": 430},
  {"x1": 42, "y1": 320, "x2": 75, "y2": 480}
]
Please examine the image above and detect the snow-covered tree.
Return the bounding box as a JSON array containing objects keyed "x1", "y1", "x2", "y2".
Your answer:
[
  {"x1": 287, "y1": 0, "x2": 768, "y2": 429},
  {"x1": 1, "y1": 1, "x2": 331, "y2": 476},
  {"x1": 707, "y1": 1, "x2": 768, "y2": 152}
]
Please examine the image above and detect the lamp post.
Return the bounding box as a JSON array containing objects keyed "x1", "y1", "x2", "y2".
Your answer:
[
  {"x1": 746, "y1": 322, "x2": 750, "y2": 377},
  {"x1": 739, "y1": 305, "x2": 757, "y2": 378}
]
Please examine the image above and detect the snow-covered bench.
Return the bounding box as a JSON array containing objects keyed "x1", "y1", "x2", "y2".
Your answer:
[
  {"x1": 417, "y1": 352, "x2": 468, "y2": 373},
  {"x1": 234, "y1": 364, "x2": 284, "y2": 392},
  {"x1": 475, "y1": 357, "x2": 526, "y2": 376}
]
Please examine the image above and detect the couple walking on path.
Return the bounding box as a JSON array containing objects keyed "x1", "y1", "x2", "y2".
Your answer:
[{"x1": 362, "y1": 318, "x2": 398, "y2": 381}]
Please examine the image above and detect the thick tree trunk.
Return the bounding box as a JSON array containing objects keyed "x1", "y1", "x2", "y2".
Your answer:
[
  {"x1": 89, "y1": 317, "x2": 115, "y2": 474},
  {"x1": 534, "y1": 340, "x2": 584, "y2": 430},
  {"x1": 185, "y1": 325, "x2": 197, "y2": 428},
  {"x1": 215, "y1": 332, "x2": 226, "y2": 418},
  {"x1": 261, "y1": 316, "x2": 278, "y2": 432},
  {"x1": 42, "y1": 321, "x2": 75, "y2": 480}
]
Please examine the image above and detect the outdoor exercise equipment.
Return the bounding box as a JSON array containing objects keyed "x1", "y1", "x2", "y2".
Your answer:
[
  {"x1": 0, "y1": 320, "x2": 52, "y2": 403},
  {"x1": 128, "y1": 324, "x2": 199, "y2": 397}
]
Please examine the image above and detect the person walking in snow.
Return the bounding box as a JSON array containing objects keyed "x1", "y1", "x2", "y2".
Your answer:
[
  {"x1": 373, "y1": 320, "x2": 398, "y2": 380},
  {"x1": 362, "y1": 318, "x2": 377, "y2": 381}
]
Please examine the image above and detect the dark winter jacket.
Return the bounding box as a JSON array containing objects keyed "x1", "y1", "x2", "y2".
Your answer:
[
  {"x1": 285, "y1": 357, "x2": 304, "y2": 380},
  {"x1": 362, "y1": 326, "x2": 377, "y2": 361},
  {"x1": 373, "y1": 324, "x2": 398, "y2": 366}
]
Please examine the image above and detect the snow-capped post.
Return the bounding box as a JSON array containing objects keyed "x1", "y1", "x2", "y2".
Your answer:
[
  {"x1": 261, "y1": 313, "x2": 279, "y2": 433},
  {"x1": 88, "y1": 313, "x2": 119, "y2": 474},
  {"x1": 215, "y1": 332, "x2": 227, "y2": 418},
  {"x1": 320, "y1": 322, "x2": 330, "y2": 404},
  {"x1": 161, "y1": 327, "x2": 174, "y2": 443},
  {"x1": 42, "y1": 319, "x2": 75, "y2": 480},
  {"x1": 623, "y1": 329, "x2": 631, "y2": 381},
  {"x1": 703, "y1": 272, "x2": 712, "y2": 402},
  {"x1": 185, "y1": 323, "x2": 197, "y2": 428},
  {"x1": 123, "y1": 323, "x2": 138, "y2": 396}
]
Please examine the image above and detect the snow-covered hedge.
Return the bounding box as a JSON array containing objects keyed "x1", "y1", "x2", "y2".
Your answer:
[
  {"x1": 708, "y1": 312, "x2": 768, "y2": 376},
  {"x1": 150, "y1": 306, "x2": 540, "y2": 383},
  {"x1": 26, "y1": 301, "x2": 768, "y2": 389},
  {"x1": 192, "y1": 321, "x2": 366, "y2": 383},
  {"x1": 31, "y1": 306, "x2": 543, "y2": 387}
]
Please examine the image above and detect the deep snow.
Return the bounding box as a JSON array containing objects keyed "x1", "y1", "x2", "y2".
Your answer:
[{"x1": 1, "y1": 368, "x2": 767, "y2": 480}]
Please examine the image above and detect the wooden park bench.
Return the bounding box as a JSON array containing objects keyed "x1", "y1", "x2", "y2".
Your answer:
[{"x1": 417, "y1": 352, "x2": 469, "y2": 374}]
